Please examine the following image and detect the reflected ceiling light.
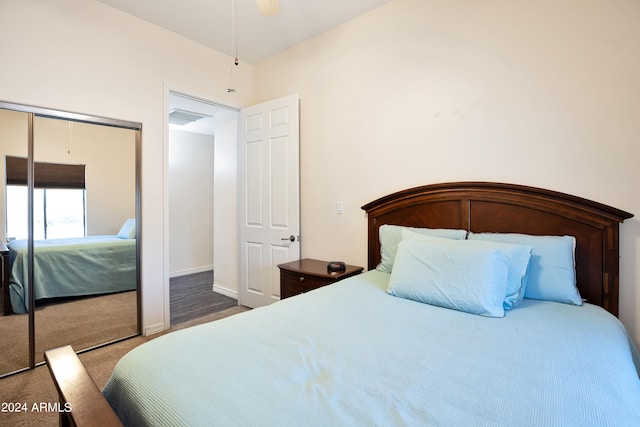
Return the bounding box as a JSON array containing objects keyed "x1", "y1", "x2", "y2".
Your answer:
[{"x1": 256, "y1": 0, "x2": 281, "y2": 16}]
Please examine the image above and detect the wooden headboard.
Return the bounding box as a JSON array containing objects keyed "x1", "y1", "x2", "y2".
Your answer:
[{"x1": 361, "y1": 182, "x2": 633, "y2": 317}]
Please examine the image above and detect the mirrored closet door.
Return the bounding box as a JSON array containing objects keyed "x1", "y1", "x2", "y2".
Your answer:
[
  {"x1": 0, "y1": 101, "x2": 141, "y2": 377},
  {"x1": 0, "y1": 108, "x2": 30, "y2": 375}
]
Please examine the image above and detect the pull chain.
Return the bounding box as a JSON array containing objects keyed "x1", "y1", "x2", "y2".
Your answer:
[{"x1": 227, "y1": 0, "x2": 239, "y2": 93}]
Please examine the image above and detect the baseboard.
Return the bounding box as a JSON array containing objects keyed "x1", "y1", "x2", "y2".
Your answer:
[
  {"x1": 143, "y1": 322, "x2": 167, "y2": 336},
  {"x1": 213, "y1": 283, "x2": 238, "y2": 300},
  {"x1": 170, "y1": 265, "x2": 214, "y2": 279}
]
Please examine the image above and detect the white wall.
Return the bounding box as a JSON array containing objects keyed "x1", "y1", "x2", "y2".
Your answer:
[
  {"x1": 169, "y1": 129, "x2": 214, "y2": 276},
  {"x1": 252, "y1": 0, "x2": 640, "y2": 345},
  {"x1": 213, "y1": 111, "x2": 239, "y2": 298},
  {"x1": 0, "y1": 0, "x2": 252, "y2": 333}
]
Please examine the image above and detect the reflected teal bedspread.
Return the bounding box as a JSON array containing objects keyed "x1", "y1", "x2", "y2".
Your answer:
[
  {"x1": 104, "y1": 270, "x2": 640, "y2": 426},
  {"x1": 7, "y1": 236, "x2": 136, "y2": 313}
]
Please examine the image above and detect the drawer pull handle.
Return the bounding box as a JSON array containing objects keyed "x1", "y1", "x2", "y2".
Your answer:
[{"x1": 299, "y1": 277, "x2": 304, "y2": 282}]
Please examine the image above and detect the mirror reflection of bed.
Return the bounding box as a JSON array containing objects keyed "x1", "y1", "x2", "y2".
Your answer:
[{"x1": 0, "y1": 107, "x2": 140, "y2": 376}]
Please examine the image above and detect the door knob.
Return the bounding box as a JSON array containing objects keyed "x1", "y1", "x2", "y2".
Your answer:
[{"x1": 281, "y1": 235, "x2": 295, "y2": 242}]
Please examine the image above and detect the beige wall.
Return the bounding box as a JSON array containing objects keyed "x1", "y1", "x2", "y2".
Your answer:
[
  {"x1": 0, "y1": 112, "x2": 135, "y2": 239},
  {"x1": 213, "y1": 111, "x2": 239, "y2": 299},
  {"x1": 0, "y1": 109, "x2": 29, "y2": 242},
  {"x1": 252, "y1": 0, "x2": 640, "y2": 345},
  {"x1": 34, "y1": 118, "x2": 136, "y2": 236},
  {"x1": 0, "y1": 0, "x2": 252, "y2": 333},
  {"x1": 169, "y1": 129, "x2": 214, "y2": 276}
]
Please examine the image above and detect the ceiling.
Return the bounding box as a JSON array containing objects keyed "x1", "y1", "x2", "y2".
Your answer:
[{"x1": 96, "y1": 0, "x2": 391, "y2": 64}]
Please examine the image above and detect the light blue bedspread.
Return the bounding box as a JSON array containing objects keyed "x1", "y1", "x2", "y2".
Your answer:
[
  {"x1": 8, "y1": 236, "x2": 136, "y2": 313},
  {"x1": 104, "y1": 270, "x2": 640, "y2": 426}
]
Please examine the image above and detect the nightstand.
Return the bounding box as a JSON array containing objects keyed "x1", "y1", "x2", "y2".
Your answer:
[{"x1": 278, "y1": 258, "x2": 364, "y2": 299}]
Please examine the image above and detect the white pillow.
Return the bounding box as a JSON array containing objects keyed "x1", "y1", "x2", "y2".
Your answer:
[{"x1": 117, "y1": 218, "x2": 136, "y2": 239}]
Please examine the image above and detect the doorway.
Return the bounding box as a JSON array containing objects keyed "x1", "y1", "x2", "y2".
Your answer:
[{"x1": 167, "y1": 92, "x2": 239, "y2": 326}]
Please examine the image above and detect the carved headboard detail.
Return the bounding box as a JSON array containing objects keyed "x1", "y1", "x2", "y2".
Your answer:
[{"x1": 362, "y1": 182, "x2": 633, "y2": 316}]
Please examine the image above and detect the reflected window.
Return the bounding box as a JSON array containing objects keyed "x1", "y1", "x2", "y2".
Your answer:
[
  {"x1": 5, "y1": 155, "x2": 86, "y2": 240},
  {"x1": 6, "y1": 186, "x2": 86, "y2": 240}
]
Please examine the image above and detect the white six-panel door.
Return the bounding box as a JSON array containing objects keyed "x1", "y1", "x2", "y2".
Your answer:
[{"x1": 238, "y1": 94, "x2": 300, "y2": 308}]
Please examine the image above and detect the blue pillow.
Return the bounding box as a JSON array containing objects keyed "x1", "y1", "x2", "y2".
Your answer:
[
  {"x1": 117, "y1": 218, "x2": 136, "y2": 239},
  {"x1": 468, "y1": 232, "x2": 581, "y2": 306},
  {"x1": 402, "y1": 230, "x2": 532, "y2": 310},
  {"x1": 377, "y1": 224, "x2": 467, "y2": 273},
  {"x1": 387, "y1": 238, "x2": 509, "y2": 318}
]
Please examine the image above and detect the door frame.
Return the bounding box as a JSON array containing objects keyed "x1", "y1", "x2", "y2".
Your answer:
[{"x1": 162, "y1": 85, "x2": 241, "y2": 330}]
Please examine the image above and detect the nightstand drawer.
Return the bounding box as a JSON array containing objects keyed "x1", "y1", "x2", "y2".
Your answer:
[
  {"x1": 278, "y1": 259, "x2": 364, "y2": 299},
  {"x1": 281, "y1": 270, "x2": 327, "y2": 296}
]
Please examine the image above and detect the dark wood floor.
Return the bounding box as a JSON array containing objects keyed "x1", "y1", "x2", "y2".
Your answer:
[{"x1": 170, "y1": 270, "x2": 238, "y2": 326}]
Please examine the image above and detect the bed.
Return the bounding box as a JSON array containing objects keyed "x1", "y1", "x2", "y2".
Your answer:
[
  {"x1": 7, "y1": 219, "x2": 137, "y2": 314},
  {"x1": 45, "y1": 182, "x2": 640, "y2": 426}
]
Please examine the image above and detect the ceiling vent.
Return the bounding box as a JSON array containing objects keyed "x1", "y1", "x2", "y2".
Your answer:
[{"x1": 169, "y1": 109, "x2": 208, "y2": 125}]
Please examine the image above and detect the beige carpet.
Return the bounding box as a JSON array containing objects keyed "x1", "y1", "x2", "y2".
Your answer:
[
  {"x1": 0, "y1": 305, "x2": 249, "y2": 427},
  {"x1": 0, "y1": 291, "x2": 138, "y2": 374}
]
